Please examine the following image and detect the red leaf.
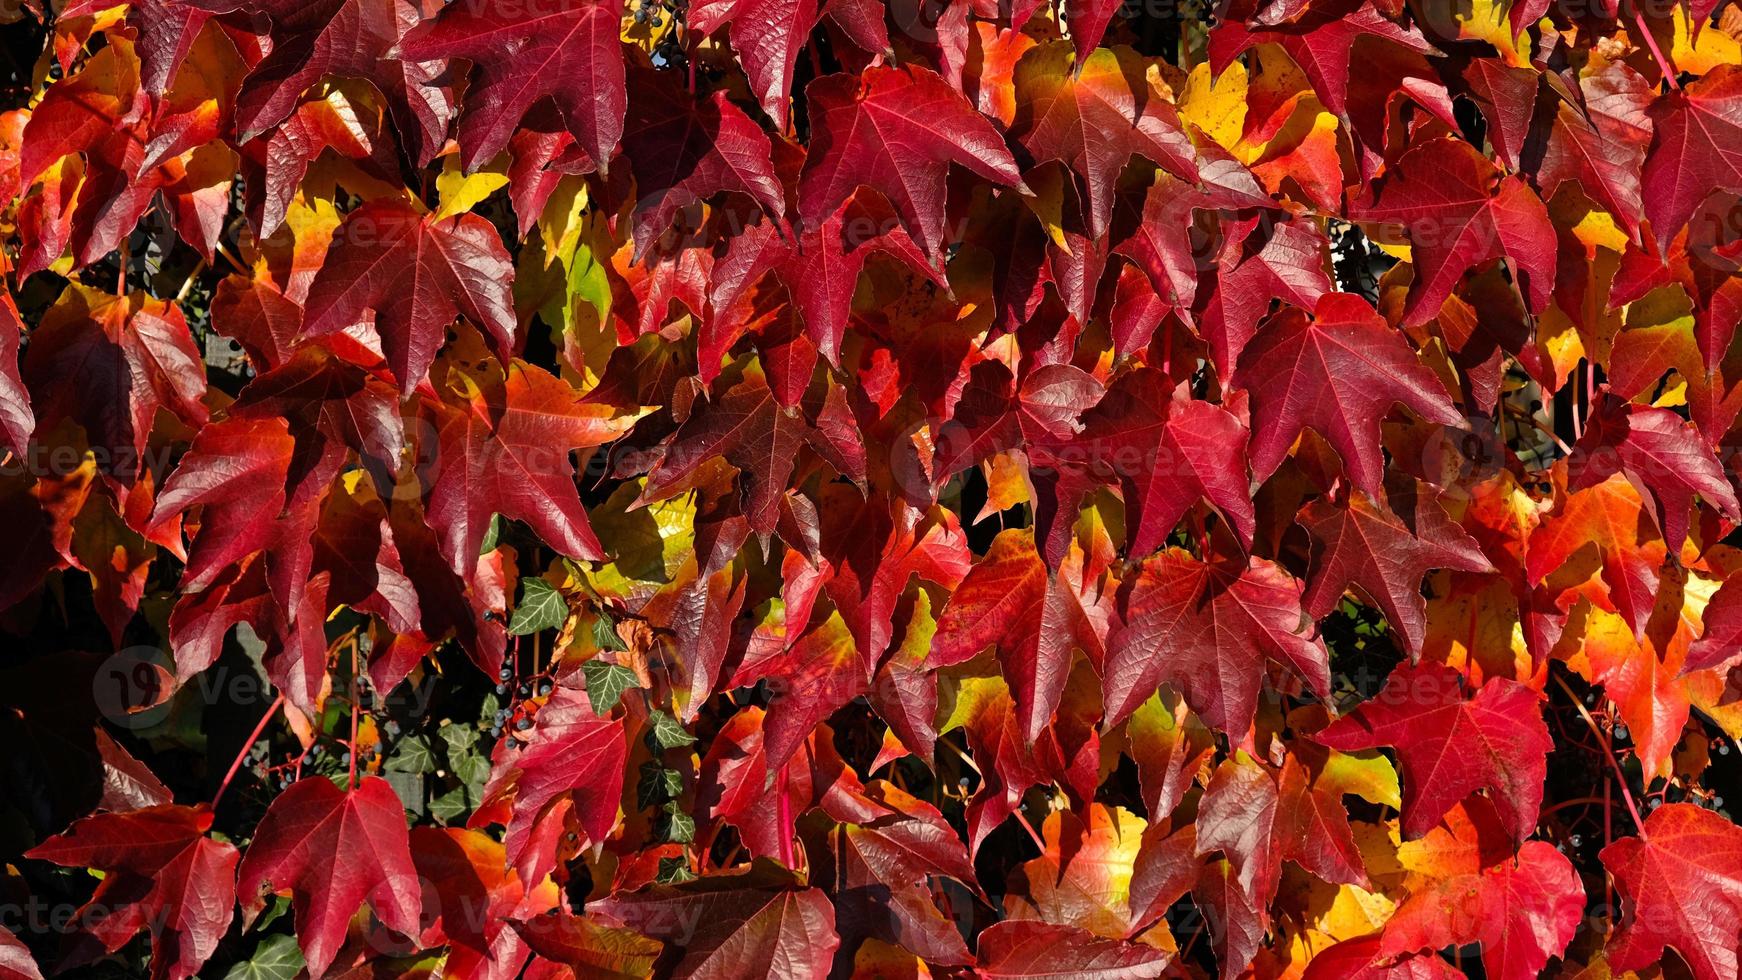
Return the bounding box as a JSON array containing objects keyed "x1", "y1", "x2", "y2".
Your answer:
[
  {"x1": 235, "y1": 777, "x2": 421, "y2": 979},
  {"x1": 620, "y1": 68, "x2": 786, "y2": 259},
  {"x1": 1315, "y1": 662, "x2": 1551, "y2": 841},
  {"x1": 1012, "y1": 42, "x2": 1213, "y2": 239},
  {"x1": 1351, "y1": 137, "x2": 1556, "y2": 326},
  {"x1": 300, "y1": 200, "x2": 517, "y2": 392},
  {"x1": 798, "y1": 64, "x2": 1021, "y2": 260},
  {"x1": 930, "y1": 528, "x2": 1104, "y2": 741},
  {"x1": 397, "y1": 0, "x2": 625, "y2": 171},
  {"x1": 421, "y1": 361, "x2": 628, "y2": 575},
  {"x1": 0, "y1": 926, "x2": 43, "y2": 980},
  {"x1": 472, "y1": 686, "x2": 626, "y2": 888},
  {"x1": 1642, "y1": 64, "x2": 1742, "y2": 249},
  {"x1": 1301, "y1": 936, "x2": 1460, "y2": 979},
  {"x1": 640, "y1": 360, "x2": 864, "y2": 537},
  {"x1": 1601, "y1": 802, "x2": 1742, "y2": 980},
  {"x1": 1298, "y1": 484, "x2": 1494, "y2": 659},
  {"x1": 1568, "y1": 394, "x2": 1739, "y2": 554},
  {"x1": 590, "y1": 862, "x2": 840, "y2": 980},
  {"x1": 1104, "y1": 548, "x2": 1328, "y2": 735},
  {"x1": 973, "y1": 920, "x2": 1170, "y2": 980},
  {"x1": 1234, "y1": 292, "x2": 1460, "y2": 498},
  {"x1": 1381, "y1": 802, "x2": 1584, "y2": 980},
  {"x1": 25, "y1": 804, "x2": 238, "y2": 980}
]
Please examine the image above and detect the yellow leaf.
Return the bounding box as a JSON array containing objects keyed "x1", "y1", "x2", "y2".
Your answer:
[
  {"x1": 1179, "y1": 60, "x2": 1248, "y2": 153},
  {"x1": 434, "y1": 153, "x2": 509, "y2": 219}
]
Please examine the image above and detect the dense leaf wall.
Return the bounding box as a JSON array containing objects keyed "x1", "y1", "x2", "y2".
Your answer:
[{"x1": 4, "y1": 0, "x2": 1742, "y2": 977}]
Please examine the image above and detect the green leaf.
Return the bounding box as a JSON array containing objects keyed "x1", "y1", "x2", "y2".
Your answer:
[
  {"x1": 454, "y1": 752, "x2": 491, "y2": 793},
  {"x1": 656, "y1": 801, "x2": 696, "y2": 844},
  {"x1": 637, "y1": 761, "x2": 683, "y2": 808},
  {"x1": 592, "y1": 612, "x2": 628, "y2": 651},
  {"x1": 440, "y1": 723, "x2": 479, "y2": 758},
  {"x1": 509, "y1": 577, "x2": 568, "y2": 636},
  {"x1": 645, "y1": 710, "x2": 696, "y2": 751},
  {"x1": 430, "y1": 786, "x2": 472, "y2": 824},
  {"x1": 251, "y1": 895, "x2": 292, "y2": 934},
  {"x1": 225, "y1": 934, "x2": 304, "y2": 980},
  {"x1": 479, "y1": 513, "x2": 502, "y2": 554},
  {"x1": 583, "y1": 659, "x2": 638, "y2": 714},
  {"x1": 385, "y1": 735, "x2": 434, "y2": 774},
  {"x1": 655, "y1": 855, "x2": 697, "y2": 884}
]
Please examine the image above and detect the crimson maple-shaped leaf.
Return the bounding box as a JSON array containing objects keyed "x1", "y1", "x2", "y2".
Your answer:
[
  {"x1": 1316, "y1": 663, "x2": 1551, "y2": 841},
  {"x1": 1299, "y1": 484, "x2": 1494, "y2": 659},
  {"x1": 300, "y1": 200, "x2": 516, "y2": 393},
  {"x1": 1537, "y1": 61, "x2": 1653, "y2": 239},
  {"x1": 931, "y1": 360, "x2": 1103, "y2": 482},
  {"x1": 148, "y1": 416, "x2": 301, "y2": 600},
  {"x1": 974, "y1": 920, "x2": 1170, "y2": 979},
  {"x1": 1525, "y1": 472, "x2": 1665, "y2": 639},
  {"x1": 396, "y1": 0, "x2": 624, "y2": 171},
  {"x1": 1380, "y1": 801, "x2": 1584, "y2": 980},
  {"x1": 639, "y1": 360, "x2": 864, "y2": 537},
  {"x1": 709, "y1": 193, "x2": 940, "y2": 365},
  {"x1": 1195, "y1": 754, "x2": 1282, "y2": 912},
  {"x1": 930, "y1": 528, "x2": 1105, "y2": 742},
  {"x1": 1009, "y1": 42, "x2": 1205, "y2": 240},
  {"x1": 620, "y1": 68, "x2": 786, "y2": 259},
  {"x1": 513, "y1": 912, "x2": 663, "y2": 978},
  {"x1": 1233, "y1": 292, "x2": 1461, "y2": 497},
  {"x1": 1600, "y1": 802, "x2": 1742, "y2": 980},
  {"x1": 421, "y1": 360, "x2": 630, "y2": 577},
  {"x1": 1642, "y1": 64, "x2": 1742, "y2": 249},
  {"x1": 1103, "y1": 548, "x2": 1328, "y2": 735},
  {"x1": 1209, "y1": 0, "x2": 1437, "y2": 121},
  {"x1": 589, "y1": 861, "x2": 840, "y2": 980},
  {"x1": 1072, "y1": 368, "x2": 1256, "y2": 557},
  {"x1": 1351, "y1": 137, "x2": 1556, "y2": 326},
  {"x1": 1569, "y1": 395, "x2": 1739, "y2": 553},
  {"x1": 471, "y1": 686, "x2": 626, "y2": 888},
  {"x1": 232, "y1": 0, "x2": 451, "y2": 166},
  {"x1": 1689, "y1": 571, "x2": 1742, "y2": 674},
  {"x1": 816, "y1": 487, "x2": 971, "y2": 665},
  {"x1": 808, "y1": 782, "x2": 983, "y2": 970},
  {"x1": 798, "y1": 64, "x2": 1021, "y2": 260},
  {"x1": 235, "y1": 776, "x2": 421, "y2": 979},
  {"x1": 726, "y1": 613, "x2": 869, "y2": 774},
  {"x1": 1198, "y1": 214, "x2": 1332, "y2": 375},
  {"x1": 24, "y1": 285, "x2": 208, "y2": 485},
  {"x1": 698, "y1": 709, "x2": 875, "y2": 863},
  {"x1": 25, "y1": 804, "x2": 238, "y2": 980},
  {"x1": 686, "y1": 0, "x2": 821, "y2": 130}
]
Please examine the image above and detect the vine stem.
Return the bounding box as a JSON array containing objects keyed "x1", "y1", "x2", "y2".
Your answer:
[
  {"x1": 1635, "y1": 9, "x2": 1681, "y2": 90},
  {"x1": 348, "y1": 640, "x2": 361, "y2": 791},
  {"x1": 1551, "y1": 673, "x2": 1645, "y2": 834},
  {"x1": 212, "y1": 694, "x2": 283, "y2": 809},
  {"x1": 777, "y1": 785, "x2": 796, "y2": 868}
]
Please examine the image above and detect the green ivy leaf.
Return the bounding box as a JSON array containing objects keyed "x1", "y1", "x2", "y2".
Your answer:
[
  {"x1": 430, "y1": 786, "x2": 472, "y2": 824},
  {"x1": 385, "y1": 735, "x2": 434, "y2": 774},
  {"x1": 591, "y1": 612, "x2": 627, "y2": 651},
  {"x1": 656, "y1": 801, "x2": 695, "y2": 844},
  {"x1": 479, "y1": 513, "x2": 502, "y2": 554},
  {"x1": 509, "y1": 577, "x2": 568, "y2": 636},
  {"x1": 645, "y1": 710, "x2": 696, "y2": 751},
  {"x1": 225, "y1": 934, "x2": 304, "y2": 980},
  {"x1": 637, "y1": 760, "x2": 683, "y2": 808},
  {"x1": 655, "y1": 855, "x2": 697, "y2": 884},
  {"x1": 583, "y1": 659, "x2": 638, "y2": 714}
]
